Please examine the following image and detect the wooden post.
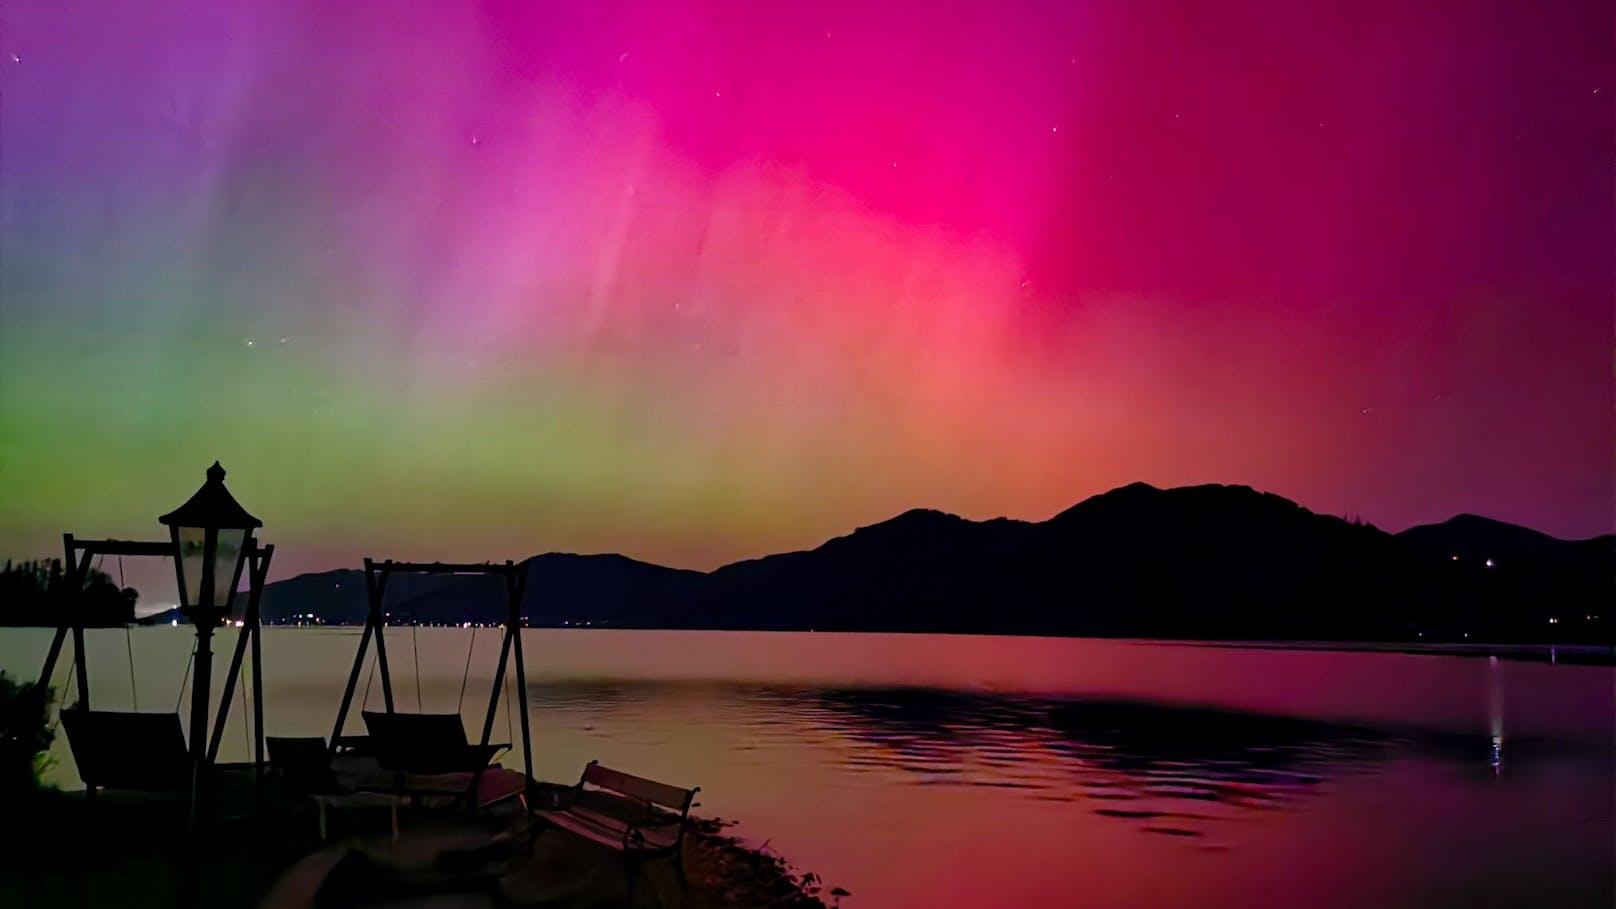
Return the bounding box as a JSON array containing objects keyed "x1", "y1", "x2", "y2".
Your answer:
[
  {"x1": 371, "y1": 561, "x2": 395, "y2": 713},
  {"x1": 38, "y1": 626, "x2": 67, "y2": 692},
  {"x1": 329, "y1": 621, "x2": 375, "y2": 755},
  {"x1": 480, "y1": 626, "x2": 512, "y2": 747},
  {"x1": 207, "y1": 544, "x2": 273, "y2": 765},
  {"x1": 508, "y1": 563, "x2": 534, "y2": 784},
  {"x1": 38, "y1": 536, "x2": 76, "y2": 688},
  {"x1": 66, "y1": 541, "x2": 94, "y2": 709},
  {"x1": 208, "y1": 615, "x2": 251, "y2": 763},
  {"x1": 70, "y1": 627, "x2": 89, "y2": 709},
  {"x1": 251, "y1": 546, "x2": 272, "y2": 785}
]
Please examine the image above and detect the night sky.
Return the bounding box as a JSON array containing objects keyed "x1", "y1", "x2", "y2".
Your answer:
[{"x1": 1, "y1": 1, "x2": 1611, "y2": 597}]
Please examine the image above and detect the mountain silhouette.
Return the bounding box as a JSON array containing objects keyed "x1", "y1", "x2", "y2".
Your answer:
[{"x1": 258, "y1": 483, "x2": 1614, "y2": 644}]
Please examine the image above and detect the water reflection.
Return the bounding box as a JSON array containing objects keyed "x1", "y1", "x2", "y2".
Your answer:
[
  {"x1": 3, "y1": 631, "x2": 1610, "y2": 908},
  {"x1": 1489, "y1": 655, "x2": 1505, "y2": 775},
  {"x1": 531, "y1": 681, "x2": 1415, "y2": 842},
  {"x1": 804, "y1": 689, "x2": 1397, "y2": 839}
]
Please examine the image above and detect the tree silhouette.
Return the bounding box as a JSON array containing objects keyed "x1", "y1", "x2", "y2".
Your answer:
[{"x1": 0, "y1": 559, "x2": 137, "y2": 627}]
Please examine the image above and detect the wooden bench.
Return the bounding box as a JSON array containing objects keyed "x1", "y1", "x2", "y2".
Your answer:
[{"x1": 532, "y1": 761, "x2": 699, "y2": 899}]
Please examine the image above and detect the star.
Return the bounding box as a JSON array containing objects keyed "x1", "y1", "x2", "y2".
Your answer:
[{"x1": 245, "y1": 339, "x2": 255, "y2": 348}]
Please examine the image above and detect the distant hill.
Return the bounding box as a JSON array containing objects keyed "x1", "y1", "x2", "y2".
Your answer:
[
  {"x1": 257, "y1": 483, "x2": 1614, "y2": 644},
  {"x1": 1395, "y1": 513, "x2": 1614, "y2": 638},
  {"x1": 260, "y1": 555, "x2": 706, "y2": 628}
]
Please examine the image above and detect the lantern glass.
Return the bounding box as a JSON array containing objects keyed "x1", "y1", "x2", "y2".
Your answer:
[{"x1": 176, "y1": 526, "x2": 247, "y2": 610}]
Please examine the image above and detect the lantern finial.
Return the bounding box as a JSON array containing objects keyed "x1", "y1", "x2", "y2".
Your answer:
[{"x1": 159, "y1": 462, "x2": 261, "y2": 530}]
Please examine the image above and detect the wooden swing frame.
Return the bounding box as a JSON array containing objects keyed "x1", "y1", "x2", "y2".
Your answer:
[
  {"x1": 38, "y1": 532, "x2": 276, "y2": 796},
  {"x1": 327, "y1": 558, "x2": 534, "y2": 787}
]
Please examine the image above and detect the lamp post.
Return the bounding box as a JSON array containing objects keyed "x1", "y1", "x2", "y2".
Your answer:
[{"x1": 158, "y1": 461, "x2": 261, "y2": 828}]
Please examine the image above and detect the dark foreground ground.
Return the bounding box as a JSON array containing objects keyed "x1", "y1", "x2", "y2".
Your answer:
[{"x1": 0, "y1": 782, "x2": 838, "y2": 908}]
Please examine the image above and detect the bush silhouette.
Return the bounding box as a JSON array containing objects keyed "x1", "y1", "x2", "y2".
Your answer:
[{"x1": 0, "y1": 672, "x2": 54, "y2": 795}]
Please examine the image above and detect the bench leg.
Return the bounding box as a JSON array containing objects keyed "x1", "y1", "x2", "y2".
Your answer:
[
  {"x1": 317, "y1": 801, "x2": 327, "y2": 843},
  {"x1": 674, "y1": 848, "x2": 688, "y2": 893}
]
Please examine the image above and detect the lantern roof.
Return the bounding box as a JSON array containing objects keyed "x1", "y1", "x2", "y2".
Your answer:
[{"x1": 158, "y1": 462, "x2": 262, "y2": 529}]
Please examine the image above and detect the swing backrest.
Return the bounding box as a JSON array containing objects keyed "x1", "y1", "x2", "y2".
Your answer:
[
  {"x1": 362, "y1": 710, "x2": 494, "y2": 774},
  {"x1": 60, "y1": 709, "x2": 190, "y2": 792}
]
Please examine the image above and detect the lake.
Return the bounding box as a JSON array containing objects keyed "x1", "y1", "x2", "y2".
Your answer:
[{"x1": 1, "y1": 628, "x2": 1611, "y2": 908}]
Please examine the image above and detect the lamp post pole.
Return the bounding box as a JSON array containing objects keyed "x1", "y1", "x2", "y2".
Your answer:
[
  {"x1": 159, "y1": 461, "x2": 262, "y2": 832},
  {"x1": 186, "y1": 610, "x2": 220, "y2": 828}
]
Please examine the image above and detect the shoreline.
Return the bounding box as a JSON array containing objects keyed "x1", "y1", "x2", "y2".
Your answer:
[
  {"x1": 1139, "y1": 637, "x2": 1615, "y2": 665},
  {"x1": 3, "y1": 786, "x2": 839, "y2": 908},
  {"x1": 162, "y1": 623, "x2": 1616, "y2": 665}
]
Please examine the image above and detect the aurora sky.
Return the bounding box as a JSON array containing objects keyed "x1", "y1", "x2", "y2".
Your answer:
[{"x1": 1, "y1": 1, "x2": 1612, "y2": 591}]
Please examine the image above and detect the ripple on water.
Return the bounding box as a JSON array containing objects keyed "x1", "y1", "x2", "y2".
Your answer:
[
  {"x1": 793, "y1": 687, "x2": 1411, "y2": 841},
  {"x1": 523, "y1": 680, "x2": 1512, "y2": 845}
]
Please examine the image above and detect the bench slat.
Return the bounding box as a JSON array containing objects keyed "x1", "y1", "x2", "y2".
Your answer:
[
  {"x1": 582, "y1": 763, "x2": 694, "y2": 810},
  {"x1": 534, "y1": 806, "x2": 679, "y2": 851},
  {"x1": 536, "y1": 808, "x2": 625, "y2": 849}
]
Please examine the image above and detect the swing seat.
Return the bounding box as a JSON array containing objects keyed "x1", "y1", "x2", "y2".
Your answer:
[
  {"x1": 361, "y1": 711, "x2": 507, "y2": 776},
  {"x1": 60, "y1": 709, "x2": 191, "y2": 793}
]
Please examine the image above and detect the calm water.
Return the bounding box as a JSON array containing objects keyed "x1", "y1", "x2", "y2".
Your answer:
[{"x1": 1, "y1": 628, "x2": 1611, "y2": 908}]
